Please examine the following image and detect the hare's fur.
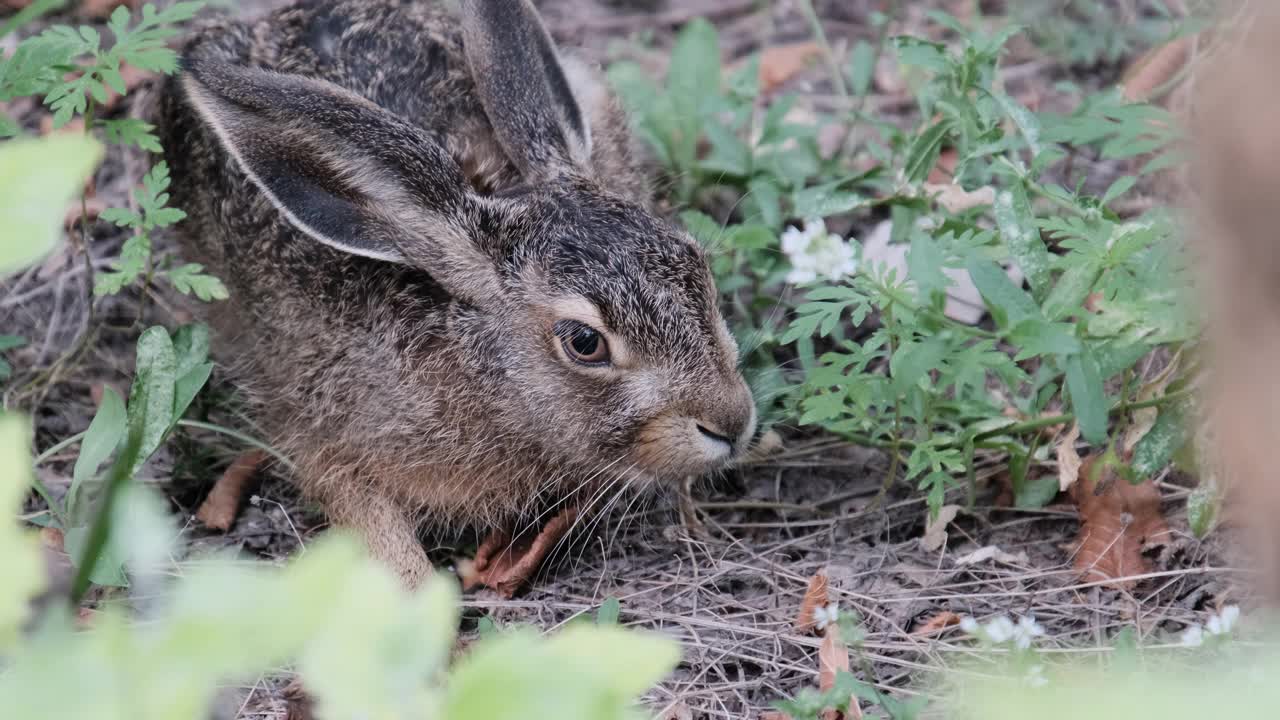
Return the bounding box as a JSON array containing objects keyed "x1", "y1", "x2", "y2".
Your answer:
[{"x1": 159, "y1": 0, "x2": 755, "y2": 583}]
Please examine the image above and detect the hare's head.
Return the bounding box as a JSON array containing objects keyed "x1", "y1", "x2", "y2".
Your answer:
[{"x1": 178, "y1": 0, "x2": 756, "y2": 485}]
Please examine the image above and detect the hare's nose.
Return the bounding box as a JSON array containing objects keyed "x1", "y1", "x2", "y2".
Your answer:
[{"x1": 696, "y1": 387, "x2": 757, "y2": 457}]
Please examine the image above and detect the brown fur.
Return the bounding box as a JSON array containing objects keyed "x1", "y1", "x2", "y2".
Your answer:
[{"x1": 157, "y1": 0, "x2": 755, "y2": 582}]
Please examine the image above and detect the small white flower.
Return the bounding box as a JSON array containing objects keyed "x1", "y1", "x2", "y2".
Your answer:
[
  {"x1": 813, "y1": 603, "x2": 840, "y2": 631},
  {"x1": 1206, "y1": 605, "x2": 1240, "y2": 636},
  {"x1": 1013, "y1": 616, "x2": 1046, "y2": 650},
  {"x1": 781, "y1": 218, "x2": 859, "y2": 285},
  {"x1": 1180, "y1": 625, "x2": 1204, "y2": 648},
  {"x1": 959, "y1": 616, "x2": 980, "y2": 635},
  {"x1": 1024, "y1": 664, "x2": 1048, "y2": 688},
  {"x1": 985, "y1": 615, "x2": 1015, "y2": 644}
]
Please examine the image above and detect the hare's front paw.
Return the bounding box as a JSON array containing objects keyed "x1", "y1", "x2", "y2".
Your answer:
[{"x1": 461, "y1": 504, "x2": 581, "y2": 597}]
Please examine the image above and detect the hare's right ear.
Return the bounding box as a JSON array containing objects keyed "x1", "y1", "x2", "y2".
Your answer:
[
  {"x1": 179, "y1": 60, "x2": 504, "y2": 302},
  {"x1": 460, "y1": 0, "x2": 593, "y2": 179}
]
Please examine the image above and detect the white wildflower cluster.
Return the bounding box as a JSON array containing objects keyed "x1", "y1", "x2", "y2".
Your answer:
[
  {"x1": 1180, "y1": 605, "x2": 1240, "y2": 648},
  {"x1": 813, "y1": 602, "x2": 840, "y2": 631},
  {"x1": 780, "y1": 218, "x2": 859, "y2": 285},
  {"x1": 959, "y1": 614, "x2": 1046, "y2": 650}
]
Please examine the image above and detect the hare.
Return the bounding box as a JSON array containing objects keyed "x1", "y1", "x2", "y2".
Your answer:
[{"x1": 157, "y1": 0, "x2": 757, "y2": 587}]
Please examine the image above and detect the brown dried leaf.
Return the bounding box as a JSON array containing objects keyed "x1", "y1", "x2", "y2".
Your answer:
[
  {"x1": 927, "y1": 148, "x2": 958, "y2": 184},
  {"x1": 794, "y1": 572, "x2": 830, "y2": 633},
  {"x1": 818, "y1": 626, "x2": 860, "y2": 720},
  {"x1": 39, "y1": 114, "x2": 85, "y2": 136},
  {"x1": 463, "y1": 503, "x2": 580, "y2": 598},
  {"x1": 76, "y1": 0, "x2": 138, "y2": 19},
  {"x1": 922, "y1": 182, "x2": 996, "y2": 213},
  {"x1": 1122, "y1": 36, "x2": 1194, "y2": 103},
  {"x1": 919, "y1": 504, "x2": 960, "y2": 552},
  {"x1": 1069, "y1": 456, "x2": 1173, "y2": 589},
  {"x1": 195, "y1": 450, "x2": 267, "y2": 531},
  {"x1": 283, "y1": 677, "x2": 314, "y2": 720},
  {"x1": 912, "y1": 610, "x2": 961, "y2": 636},
  {"x1": 758, "y1": 41, "x2": 824, "y2": 94},
  {"x1": 1057, "y1": 423, "x2": 1083, "y2": 492}
]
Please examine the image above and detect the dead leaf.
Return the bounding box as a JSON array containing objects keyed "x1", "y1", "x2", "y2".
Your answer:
[
  {"x1": 1122, "y1": 36, "x2": 1194, "y2": 103},
  {"x1": 283, "y1": 677, "x2": 313, "y2": 720},
  {"x1": 912, "y1": 610, "x2": 962, "y2": 636},
  {"x1": 926, "y1": 148, "x2": 958, "y2": 184},
  {"x1": 1056, "y1": 423, "x2": 1083, "y2": 492},
  {"x1": 758, "y1": 41, "x2": 823, "y2": 94},
  {"x1": 195, "y1": 450, "x2": 267, "y2": 531},
  {"x1": 463, "y1": 503, "x2": 580, "y2": 597},
  {"x1": 76, "y1": 0, "x2": 138, "y2": 19},
  {"x1": 65, "y1": 198, "x2": 106, "y2": 231},
  {"x1": 953, "y1": 545, "x2": 1029, "y2": 566},
  {"x1": 818, "y1": 626, "x2": 861, "y2": 720},
  {"x1": 1069, "y1": 455, "x2": 1173, "y2": 589},
  {"x1": 39, "y1": 526, "x2": 65, "y2": 552},
  {"x1": 39, "y1": 114, "x2": 85, "y2": 136},
  {"x1": 794, "y1": 572, "x2": 830, "y2": 633},
  {"x1": 919, "y1": 504, "x2": 960, "y2": 552},
  {"x1": 922, "y1": 182, "x2": 996, "y2": 213}
]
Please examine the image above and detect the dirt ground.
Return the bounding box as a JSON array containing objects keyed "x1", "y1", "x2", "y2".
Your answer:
[{"x1": 2, "y1": 1, "x2": 1245, "y2": 718}]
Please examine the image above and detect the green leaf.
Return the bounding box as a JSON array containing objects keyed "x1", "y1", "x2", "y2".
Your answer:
[
  {"x1": 993, "y1": 185, "x2": 1052, "y2": 302},
  {"x1": 0, "y1": 135, "x2": 103, "y2": 276},
  {"x1": 1187, "y1": 475, "x2": 1220, "y2": 539},
  {"x1": 992, "y1": 91, "x2": 1042, "y2": 155},
  {"x1": 965, "y1": 257, "x2": 1040, "y2": 327},
  {"x1": 0, "y1": 415, "x2": 48, "y2": 650},
  {"x1": 890, "y1": 338, "x2": 946, "y2": 394},
  {"x1": 792, "y1": 183, "x2": 868, "y2": 219},
  {"x1": 444, "y1": 626, "x2": 678, "y2": 720},
  {"x1": 69, "y1": 386, "x2": 126, "y2": 516},
  {"x1": 1131, "y1": 400, "x2": 1188, "y2": 477},
  {"x1": 847, "y1": 40, "x2": 876, "y2": 96},
  {"x1": 907, "y1": 231, "x2": 949, "y2": 301},
  {"x1": 62, "y1": 525, "x2": 128, "y2": 587},
  {"x1": 165, "y1": 263, "x2": 228, "y2": 302},
  {"x1": 1065, "y1": 351, "x2": 1108, "y2": 444},
  {"x1": 123, "y1": 326, "x2": 177, "y2": 477},
  {"x1": 101, "y1": 118, "x2": 163, "y2": 152},
  {"x1": 596, "y1": 596, "x2": 620, "y2": 625},
  {"x1": 1041, "y1": 258, "x2": 1102, "y2": 320},
  {"x1": 1008, "y1": 320, "x2": 1081, "y2": 360},
  {"x1": 904, "y1": 119, "x2": 950, "y2": 184}
]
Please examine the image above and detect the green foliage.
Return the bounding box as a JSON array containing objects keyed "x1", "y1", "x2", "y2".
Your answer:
[
  {"x1": 0, "y1": 1, "x2": 221, "y2": 304},
  {"x1": 0, "y1": 134, "x2": 103, "y2": 275},
  {"x1": 0, "y1": 335, "x2": 24, "y2": 381},
  {"x1": 611, "y1": 12, "x2": 1199, "y2": 518},
  {"x1": 95, "y1": 162, "x2": 227, "y2": 300},
  {"x1": 1009, "y1": 0, "x2": 1207, "y2": 68}
]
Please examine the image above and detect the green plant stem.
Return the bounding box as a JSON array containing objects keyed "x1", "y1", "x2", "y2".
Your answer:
[
  {"x1": 175, "y1": 419, "x2": 294, "y2": 470},
  {"x1": 33, "y1": 429, "x2": 86, "y2": 465},
  {"x1": 0, "y1": 0, "x2": 64, "y2": 38},
  {"x1": 796, "y1": 0, "x2": 848, "y2": 99},
  {"x1": 69, "y1": 427, "x2": 140, "y2": 605}
]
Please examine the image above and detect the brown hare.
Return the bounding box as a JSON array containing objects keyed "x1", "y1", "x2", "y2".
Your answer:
[{"x1": 158, "y1": 0, "x2": 756, "y2": 589}]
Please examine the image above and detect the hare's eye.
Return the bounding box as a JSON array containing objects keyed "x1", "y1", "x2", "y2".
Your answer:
[{"x1": 555, "y1": 320, "x2": 610, "y2": 366}]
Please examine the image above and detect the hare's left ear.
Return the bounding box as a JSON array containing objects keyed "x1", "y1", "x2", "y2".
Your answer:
[{"x1": 460, "y1": 0, "x2": 592, "y2": 179}]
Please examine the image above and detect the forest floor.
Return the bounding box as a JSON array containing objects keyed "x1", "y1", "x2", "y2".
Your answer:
[{"x1": 2, "y1": 0, "x2": 1245, "y2": 718}]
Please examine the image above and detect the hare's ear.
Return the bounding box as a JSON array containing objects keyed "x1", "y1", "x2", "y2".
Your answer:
[
  {"x1": 180, "y1": 60, "x2": 503, "y2": 300},
  {"x1": 460, "y1": 0, "x2": 592, "y2": 179}
]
